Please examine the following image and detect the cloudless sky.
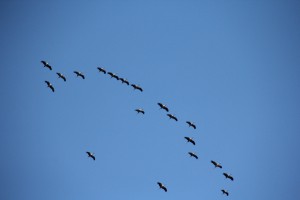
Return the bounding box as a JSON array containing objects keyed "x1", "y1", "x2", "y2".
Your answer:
[{"x1": 1, "y1": 0, "x2": 300, "y2": 199}]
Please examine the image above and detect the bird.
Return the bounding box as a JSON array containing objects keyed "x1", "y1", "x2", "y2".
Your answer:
[
  {"x1": 188, "y1": 152, "x2": 198, "y2": 159},
  {"x1": 97, "y1": 67, "x2": 106, "y2": 74},
  {"x1": 74, "y1": 71, "x2": 85, "y2": 79},
  {"x1": 45, "y1": 81, "x2": 54, "y2": 92},
  {"x1": 56, "y1": 72, "x2": 66, "y2": 82},
  {"x1": 86, "y1": 151, "x2": 95, "y2": 160},
  {"x1": 157, "y1": 182, "x2": 167, "y2": 192},
  {"x1": 119, "y1": 78, "x2": 129, "y2": 85},
  {"x1": 107, "y1": 72, "x2": 120, "y2": 80},
  {"x1": 184, "y1": 137, "x2": 196, "y2": 145},
  {"x1": 223, "y1": 173, "x2": 234, "y2": 181},
  {"x1": 41, "y1": 60, "x2": 52, "y2": 70},
  {"x1": 131, "y1": 84, "x2": 143, "y2": 92},
  {"x1": 157, "y1": 103, "x2": 169, "y2": 112},
  {"x1": 221, "y1": 189, "x2": 229, "y2": 196},
  {"x1": 211, "y1": 160, "x2": 222, "y2": 168},
  {"x1": 135, "y1": 108, "x2": 145, "y2": 114},
  {"x1": 186, "y1": 121, "x2": 196, "y2": 129},
  {"x1": 167, "y1": 114, "x2": 178, "y2": 121}
]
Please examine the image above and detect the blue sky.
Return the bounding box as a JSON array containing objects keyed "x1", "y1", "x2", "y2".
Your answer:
[{"x1": 1, "y1": 0, "x2": 300, "y2": 199}]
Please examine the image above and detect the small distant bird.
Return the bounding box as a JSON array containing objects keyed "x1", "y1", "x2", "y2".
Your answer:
[
  {"x1": 211, "y1": 160, "x2": 222, "y2": 168},
  {"x1": 41, "y1": 60, "x2": 52, "y2": 70},
  {"x1": 221, "y1": 189, "x2": 229, "y2": 196},
  {"x1": 74, "y1": 71, "x2": 85, "y2": 79},
  {"x1": 56, "y1": 72, "x2": 66, "y2": 82},
  {"x1": 167, "y1": 114, "x2": 178, "y2": 121},
  {"x1": 131, "y1": 84, "x2": 143, "y2": 92},
  {"x1": 45, "y1": 81, "x2": 54, "y2": 92},
  {"x1": 184, "y1": 137, "x2": 196, "y2": 145},
  {"x1": 157, "y1": 182, "x2": 167, "y2": 192},
  {"x1": 223, "y1": 173, "x2": 234, "y2": 181},
  {"x1": 97, "y1": 67, "x2": 106, "y2": 74},
  {"x1": 135, "y1": 108, "x2": 145, "y2": 114},
  {"x1": 157, "y1": 103, "x2": 169, "y2": 112},
  {"x1": 188, "y1": 152, "x2": 198, "y2": 159},
  {"x1": 186, "y1": 121, "x2": 196, "y2": 129},
  {"x1": 119, "y1": 78, "x2": 129, "y2": 85},
  {"x1": 107, "y1": 72, "x2": 119, "y2": 80},
  {"x1": 86, "y1": 151, "x2": 95, "y2": 160}
]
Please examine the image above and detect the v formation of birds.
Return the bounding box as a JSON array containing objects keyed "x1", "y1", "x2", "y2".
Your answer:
[{"x1": 41, "y1": 60, "x2": 235, "y2": 196}]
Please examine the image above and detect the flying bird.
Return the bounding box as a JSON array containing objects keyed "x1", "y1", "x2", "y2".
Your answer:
[
  {"x1": 211, "y1": 160, "x2": 222, "y2": 168},
  {"x1": 86, "y1": 151, "x2": 95, "y2": 160},
  {"x1": 157, "y1": 103, "x2": 169, "y2": 112},
  {"x1": 131, "y1": 84, "x2": 143, "y2": 92},
  {"x1": 186, "y1": 121, "x2": 196, "y2": 129},
  {"x1": 157, "y1": 182, "x2": 167, "y2": 192},
  {"x1": 107, "y1": 72, "x2": 120, "y2": 80},
  {"x1": 119, "y1": 78, "x2": 129, "y2": 85},
  {"x1": 56, "y1": 72, "x2": 66, "y2": 82},
  {"x1": 221, "y1": 189, "x2": 229, "y2": 196},
  {"x1": 223, "y1": 173, "x2": 234, "y2": 181},
  {"x1": 167, "y1": 114, "x2": 178, "y2": 121},
  {"x1": 97, "y1": 67, "x2": 106, "y2": 74},
  {"x1": 188, "y1": 152, "x2": 198, "y2": 159},
  {"x1": 45, "y1": 81, "x2": 54, "y2": 92},
  {"x1": 184, "y1": 137, "x2": 196, "y2": 145},
  {"x1": 41, "y1": 60, "x2": 52, "y2": 70},
  {"x1": 74, "y1": 71, "x2": 85, "y2": 79},
  {"x1": 135, "y1": 108, "x2": 145, "y2": 114}
]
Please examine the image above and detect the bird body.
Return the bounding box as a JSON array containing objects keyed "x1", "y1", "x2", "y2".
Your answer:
[
  {"x1": 119, "y1": 78, "x2": 129, "y2": 85},
  {"x1": 86, "y1": 151, "x2": 95, "y2": 160},
  {"x1": 188, "y1": 152, "x2": 198, "y2": 159},
  {"x1": 56, "y1": 72, "x2": 66, "y2": 81},
  {"x1": 223, "y1": 173, "x2": 234, "y2": 181},
  {"x1": 157, "y1": 103, "x2": 169, "y2": 112},
  {"x1": 167, "y1": 114, "x2": 178, "y2": 121},
  {"x1": 186, "y1": 121, "x2": 196, "y2": 129},
  {"x1": 97, "y1": 67, "x2": 106, "y2": 74},
  {"x1": 45, "y1": 81, "x2": 54, "y2": 92},
  {"x1": 131, "y1": 84, "x2": 143, "y2": 92},
  {"x1": 221, "y1": 189, "x2": 229, "y2": 196},
  {"x1": 107, "y1": 72, "x2": 120, "y2": 80},
  {"x1": 135, "y1": 108, "x2": 145, "y2": 114},
  {"x1": 74, "y1": 71, "x2": 85, "y2": 79},
  {"x1": 41, "y1": 60, "x2": 52, "y2": 70},
  {"x1": 184, "y1": 137, "x2": 196, "y2": 145},
  {"x1": 211, "y1": 160, "x2": 222, "y2": 168},
  {"x1": 157, "y1": 182, "x2": 167, "y2": 192}
]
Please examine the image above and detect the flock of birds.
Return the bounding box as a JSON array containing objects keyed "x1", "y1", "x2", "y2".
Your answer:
[{"x1": 41, "y1": 60, "x2": 235, "y2": 197}]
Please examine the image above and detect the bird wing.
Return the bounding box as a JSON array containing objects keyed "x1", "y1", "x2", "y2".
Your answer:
[
  {"x1": 192, "y1": 124, "x2": 196, "y2": 129},
  {"x1": 41, "y1": 61, "x2": 46, "y2": 65},
  {"x1": 191, "y1": 140, "x2": 195, "y2": 145},
  {"x1": 50, "y1": 85, "x2": 55, "y2": 92},
  {"x1": 62, "y1": 76, "x2": 66, "y2": 81},
  {"x1": 91, "y1": 155, "x2": 95, "y2": 160},
  {"x1": 162, "y1": 186, "x2": 167, "y2": 192},
  {"x1": 45, "y1": 81, "x2": 50, "y2": 85}
]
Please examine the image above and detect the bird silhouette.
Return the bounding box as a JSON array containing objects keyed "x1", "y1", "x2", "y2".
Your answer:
[
  {"x1": 221, "y1": 189, "x2": 229, "y2": 196},
  {"x1": 45, "y1": 81, "x2": 54, "y2": 92},
  {"x1": 97, "y1": 67, "x2": 106, "y2": 74},
  {"x1": 188, "y1": 152, "x2": 198, "y2": 159},
  {"x1": 211, "y1": 160, "x2": 222, "y2": 168},
  {"x1": 131, "y1": 84, "x2": 143, "y2": 92},
  {"x1": 157, "y1": 182, "x2": 167, "y2": 192},
  {"x1": 184, "y1": 137, "x2": 196, "y2": 145},
  {"x1": 223, "y1": 173, "x2": 234, "y2": 181},
  {"x1": 56, "y1": 72, "x2": 66, "y2": 82},
  {"x1": 107, "y1": 72, "x2": 120, "y2": 80},
  {"x1": 74, "y1": 71, "x2": 85, "y2": 79},
  {"x1": 167, "y1": 114, "x2": 178, "y2": 121},
  {"x1": 119, "y1": 78, "x2": 129, "y2": 85},
  {"x1": 135, "y1": 108, "x2": 145, "y2": 114},
  {"x1": 186, "y1": 121, "x2": 196, "y2": 129},
  {"x1": 41, "y1": 60, "x2": 52, "y2": 70},
  {"x1": 86, "y1": 152, "x2": 95, "y2": 160},
  {"x1": 157, "y1": 103, "x2": 169, "y2": 112}
]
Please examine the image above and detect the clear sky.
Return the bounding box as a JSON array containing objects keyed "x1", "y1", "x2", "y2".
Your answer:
[{"x1": 1, "y1": 0, "x2": 300, "y2": 199}]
